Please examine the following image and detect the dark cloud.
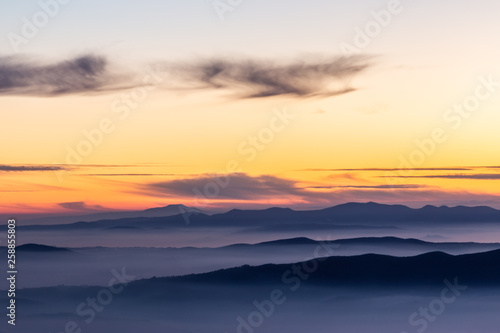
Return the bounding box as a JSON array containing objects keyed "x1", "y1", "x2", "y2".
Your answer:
[
  {"x1": 0, "y1": 54, "x2": 121, "y2": 96},
  {"x1": 135, "y1": 173, "x2": 500, "y2": 208},
  {"x1": 57, "y1": 201, "x2": 106, "y2": 212},
  {"x1": 168, "y1": 55, "x2": 371, "y2": 98},
  {"x1": 140, "y1": 173, "x2": 309, "y2": 200},
  {"x1": 134, "y1": 173, "x2": 500, "y2": 207},
  {"x1": 0, "y1": 164, "x2": 66, "y2": 172},
  {"x1": 138, "y1": 173, "x2": 426, "y2": 202}
]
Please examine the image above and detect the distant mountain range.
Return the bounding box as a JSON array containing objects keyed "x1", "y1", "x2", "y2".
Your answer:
[
  {"x1": 22, "y1": 204, "x2": 203, "y2": 225},
  {"x1": 5, "y1": 236, "x2": 500, "y2": 258},
  {"x1": 0, "y1": 236, "x2": 454, "y2": 251},
  {"x1": 19, "y1": 202, "x2": 500, "y2": 231}
]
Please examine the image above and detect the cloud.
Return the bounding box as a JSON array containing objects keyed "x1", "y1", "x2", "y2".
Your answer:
[
  {"x1": 139, "y1": 173, "x2": 309, "y2": 200},
  {"x1": 167, "y1": 55, "x2": 371, "y2": 98},
  {"x1": 57, "y1": 201, "x2": 107, "y2": 212},
  {"x1": 0, "y1": 163, "x2": 167, "y2": 173},
  {"x1": 0, "y1": 53, "x2": 371, "y2": 99},
  {"x1": 304, "y1": 167, "x2": 473, "y2": 172},
  {"x1": 327, "y1": 172, "x2": 364, "y2": 181},
  {"x1": 83, "y1": 174, "x2": 176, "y2": 176},
  {"x1": 137, "y1": 173, "x2": 427, "y2": 203},
  {"x1": 134, "y1": 173, "x2": 500, "y2": 209},
  {"x1": 0, "y1": 54, "x2": 123, "y2": 96},
  {"x1": 387, "y1": 173, "x2": 500, "y2": 180},
  {"x1": 63, "y1": 164, "x2": 154, "y2": 168},
  {"x1": 304, "y1": 184, "x2": 426, "y2": 189},
  {"x1": 0, "y1": 164, "x2": 66, "y2": 172},
  {"x1": 304, "y1": 166, "x2": 500, "y2": 173}
]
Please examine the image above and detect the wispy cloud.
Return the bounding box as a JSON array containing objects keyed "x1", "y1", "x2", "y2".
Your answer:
[
  {"x1": 63, "y1": 164, "x2": 158, "y2": 168},
  {"x1": 303, "y1": 184, "x2": 426, "y2": 189},
  {"x1": 0, "y1": 163, "x2": 145, "y2": 173},
  {"x1": 387, "y1": 174, "x2": 500, "y2": 180},
  {"x1": 0, "y1": 163, "x2": 171, "y2": 173},
  {"x1": 0, "y1": 53, "x2": 371, "y2": 99},
  {"x1": 57, "y1": 201, "x2": 107, "y2": 212},
  {"x1": 304, "y1": 166, "x2": 500, "y2": 172},
  {"x1": 326, "y1": 172, "x2": 365, "y2": 181},
  {"x1": 166, "y1": 55, "x2": 371, "y2": 98},
  {"x1": 84, "y1": 174, "x2": 176, "y2": 177},
  {"x1": 303, "y1": 167, "x2": 473, "y2": 172},
  {"x1": 0, "y1": 164, "x2": 67, "y2": 172},
  {"x1": 0, "y1": 54, "x2": 125, "y2": 96}
]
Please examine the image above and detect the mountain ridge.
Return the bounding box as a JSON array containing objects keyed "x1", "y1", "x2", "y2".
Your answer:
[{"x1": 17, "y1": 202, "x2": 500, "y2": 231}]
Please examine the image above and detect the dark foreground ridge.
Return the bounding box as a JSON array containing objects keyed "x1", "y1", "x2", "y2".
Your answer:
[
  {"x1": 160, "y1": 248, "x2": 500, "y2": 287},
  {"x1": 2, "y1": 243, "x2": 72, "y2": 253},
  {"x1": 16, "y1": 248, "x2": 500, "y2": 300}
]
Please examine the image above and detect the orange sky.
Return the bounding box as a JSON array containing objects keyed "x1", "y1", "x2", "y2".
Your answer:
[{"x1": 2, "y1": 0, "x2": 500, "y2": 216}]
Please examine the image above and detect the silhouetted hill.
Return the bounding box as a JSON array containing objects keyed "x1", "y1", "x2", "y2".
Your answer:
[
  {"x1": 332, "y1": 236, "x2": 428, "y2": 245},
  {"x1": 22, "y1": 204, "x2": 204, "y2": 225},
  {"x1": 222, "y1": 236, "x2": 500, "y2": 254},
  {"x1": 16, "y1": 244, "x2": 72, "y2": 253},
  {"x1": 160, "y1": 249, "x2": 500, "y2": 287},
  {"x1": 255, "y1": 237, "x2": 320, "y2": 246},
  {"x1": 32, "y1": 249, "x2": 498, "y2": 301}
]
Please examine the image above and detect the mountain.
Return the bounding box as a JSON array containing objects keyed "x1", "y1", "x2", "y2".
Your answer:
[
  {"x1": 21, "y1": 204, "x2": 204, "y2": 225},
  {"x1": 0, "y1": 243, "x2": 73, "y2": 253},
  {"x1": 218, "y1": 236, "x2": 500, "y2": 259},
  {"x1": 17, "y1": 249, "x2": 500, "y2": 295},
  {"x1": 311, "y1": 201, "x2": 500, "y2": 224},
  {"x1": 11, "y1": 237, "x2": 500, "y2": 288},
  {"x1": 250, "y1": 236, "x2": 500, "y2": 251},
  {"x1": 16, "y1": 244, "x2": 72, "y2": 252},
  {"x1": 157, "y1": 248, "x2": 500, "y2": 287},
  {"x1": 213, "y1": 201, "x2": 500, "y2": 226},
  {"x1": 18, "y1": 202, "x2": 500, "y2": 231}
]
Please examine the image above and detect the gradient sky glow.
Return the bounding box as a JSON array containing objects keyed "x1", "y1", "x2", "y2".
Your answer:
[{"x1": 2, "y1": 0, "x2": 500, "y2": 216}]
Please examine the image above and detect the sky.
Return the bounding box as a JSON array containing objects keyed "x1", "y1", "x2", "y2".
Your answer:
[{"x1": 1, "y1": 0, "x2": 500, "y2": 216}]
